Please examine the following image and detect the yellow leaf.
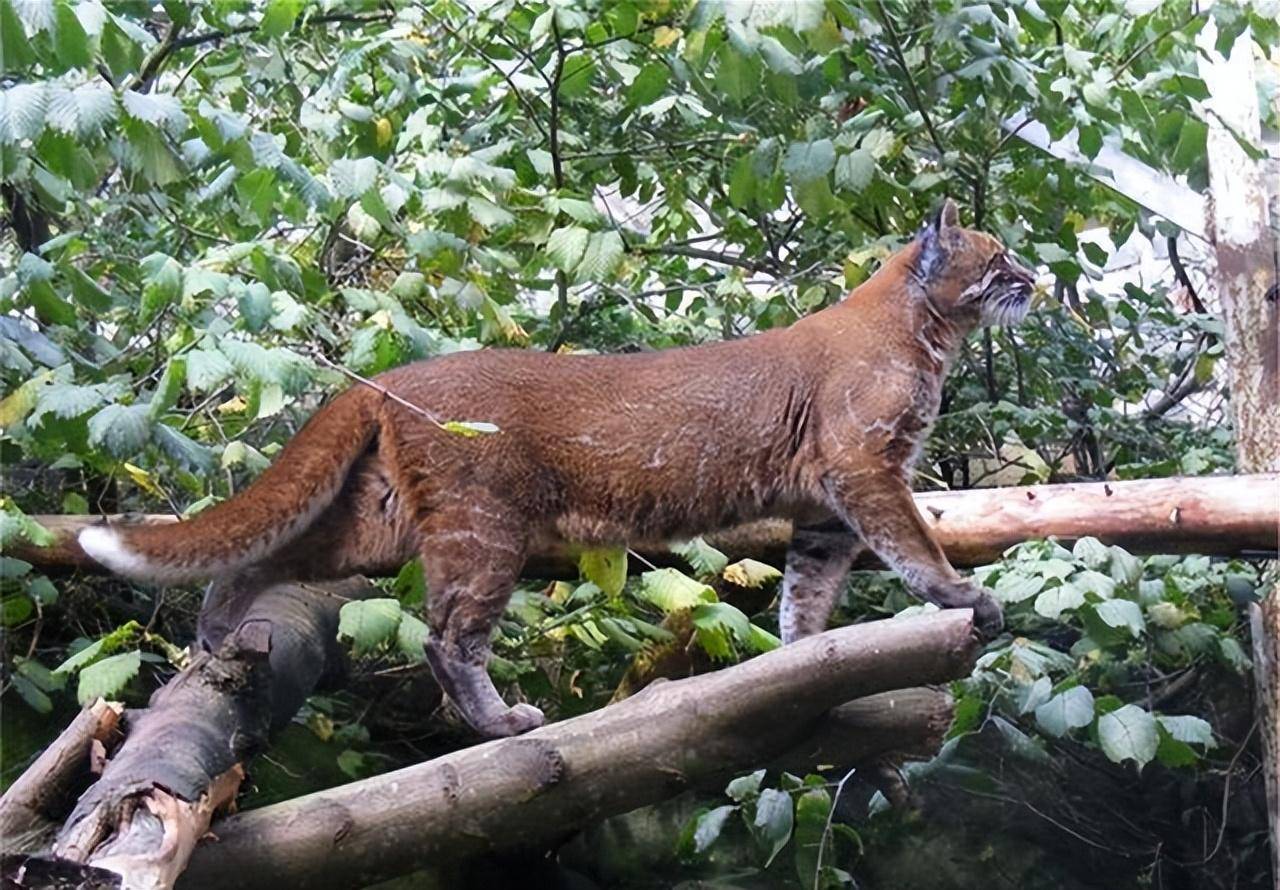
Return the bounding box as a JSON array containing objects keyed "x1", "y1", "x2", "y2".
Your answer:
[
  {"x1": 218, "y1": 395, "x2": 247, "y2": 415},
  {"x1": 0, "y1": 370, "x2": 54, "y2": 430},
  {"x1": 653, "y1": 25, "x2": 681, "y2": 48},
  {"x1": 723, "y1": 559, "x2": 783, "y2": 589},
  {"x1": 123, "y1": 463, "x2": 165, "y2": 498},
  {"x1": 579, "y1": 547, "x2": 627, "y2": 598},
  {"x1": 375, "y1": 117, "x2": 393, "y2": 146}
]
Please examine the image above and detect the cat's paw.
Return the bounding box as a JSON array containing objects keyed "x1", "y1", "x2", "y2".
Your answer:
[{"x1": 477, "y1": 703, "x2": 546, "y2": 738}]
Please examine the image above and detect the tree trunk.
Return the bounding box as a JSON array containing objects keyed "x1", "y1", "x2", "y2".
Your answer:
[
  {"x1": 2, "y1": 580, "x2": 374, "y2": 890},
  {"x1": 14, "y1": 474, "x2": 1279, "y2": 579},
  {"x1": 171, "y1": 610, "x2": 977, "y2": 890},
  {"x1": 1198, "y1": 13, "x2": 1280, "y2": 887}
]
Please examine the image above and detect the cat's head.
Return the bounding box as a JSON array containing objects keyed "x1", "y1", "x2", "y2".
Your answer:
[{"x1": 914, "y1": 199, "x2": 1036, "y2": 327}]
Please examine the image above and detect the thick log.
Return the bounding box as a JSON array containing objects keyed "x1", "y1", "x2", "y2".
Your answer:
[
  {"x1": 0, "y1": 700, "x2": 123, "y2": 853},
  {"x1": 2, "y1": 580, "x2": 373, "y2": 890},
  {"x1": 174, "y1": 610, "x2": 977, "y2": 890},
  {"x1": 15, "y1": 474, "x2": 1279, "y2": 580}
]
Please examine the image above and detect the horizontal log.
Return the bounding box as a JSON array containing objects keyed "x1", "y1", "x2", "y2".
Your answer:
[
  {"x1": 175, "y1": 610, "x2": 978, "y2": 890},
  {"x1": 14, "y1": 474, "x2": 1278, "y2": 579}
]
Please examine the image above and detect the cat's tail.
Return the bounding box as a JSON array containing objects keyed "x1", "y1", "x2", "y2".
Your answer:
[{"x1": 78, "y1": 384, "x2": 381, "y2": 583}]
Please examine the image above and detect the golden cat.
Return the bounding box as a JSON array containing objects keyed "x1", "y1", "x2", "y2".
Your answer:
[{"x1": 79, "y1": 200, "x2": 1034, "y2": 737}]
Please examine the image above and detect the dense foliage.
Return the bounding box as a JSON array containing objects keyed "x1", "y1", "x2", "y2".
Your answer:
[{"x1": 2, "y1": 1, "x2": 1275, "y2": 887}]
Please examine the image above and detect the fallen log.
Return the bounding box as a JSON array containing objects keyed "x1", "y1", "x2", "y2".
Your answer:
[
  {"x1": 14, "y1": 474, "x2": 1278, "y2": 578},
  {"x1": 1, "y1": 580, "x2": 374, "y2": 890},
  {"x1": 0, "y1": 700, "x2": 123, "y2": 854},
  {"x1": 173, "y1": 610, "x2": 977, "y2": 890}
]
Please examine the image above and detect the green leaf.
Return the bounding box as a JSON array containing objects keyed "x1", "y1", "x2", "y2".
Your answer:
[
  {"x1": 726, "y1": 769, "x2": 765, "y2": 802},
  {"x1": 29, "y1": 382, "x2": 105, "y2": 425},
  {"x1": 783, "y1": 139, "x2": 835, "y2": 185},
  {"x1": 261, "y1": 0, "x2": 303, "y2": 38},
  {"x1": 0, "y1": 508, "x2": 55, "y2": 549},
  {"x1": 628, "y1": 62, "x2": 670, "y2": 106},
  {"x1": 77, "y1": 649, "x2": 141, "y2": 704},
  {"x1": 396, "y1": 613, "x2": 429, "y2": 661},
  {"x1": 1156, "y1": 714, "x2": 1215, "y2": 748},
  {"x1": 1072, "y1": 536, "x2": 1110, "y2": 569},
  {"x1": 574, "y1": 231, "x2": 624, "y2": 282},
  {"x1": 338, "y1": 598, "x2": 403, "y2": 655},
  {"x1": 1034, "y1": 581, "x2": 1085, "y2": 619},
  {"x1": 834, "y1": 148, "x2": 875, "y2": 192},
  {"x1": 993, "y1": 571, "x2": 1045, "y2": 604},
  {"x1": 578, "y1": 547, "x2": 627, "y2": 598},
  {"x1": 1098, "y1": 704, "x2": 1159, "y2": 768},
  {"x1": 12, "y1": 674, "x2": 52, "y2": 713},
  {"x1": 638, "y1": 568, "x2": 718, "y2": 612},
  {"x1": 154, "y1": 424, "x2": 213, "y2": 473},
  {"x1": 139, "y1": 253, "x2": 183, "y2": 326},
  {"x1": 545, "y1": 225, "x2": 590, "y2": 273},
  {"x1": 728, "y1": 154, "x2": 756, "y2": 209},
  {"x1": 751, "y1": 787, "x2": 794, "y2": 866},
  {"x1": 692, "y1": 601, "x2": 752, "y2": 660},
  {"x1": 88, "y1": 404, "x2": 152, "y2": 457},
  {"x1": 793, "y1": 787, "x2": 834, "y2": 886},
  {"x1": 330, "y1": 157, "x2": 379, "y2": 198},
  {"x1": 673, "y1": 537, "x2": 729, "y2": 577},
  {"x1": 52, "y1": 0, "x2": 91, "y2": 68},
  {"x1": 0, "y1": 84, "x2": 47, "y2": 144},
  {"x1": 0, "y1": 0, "x2": 34, "y2": 71},
  {"x1": 186, "y1": 348, "x2": 235, "y2": 392},
  {"x1": 693, "y1": 805, "x2": 737, "y2": 853},
  {"x1": 1093, "y1": 599, "x2": 1145, "y2": 637},
  {"x1": 149, "y1": 357, "x2": 186, "y2": 419},
  {"x1": 67, "y1": 267, "x2": 112, "y2": 311},
  {"x1": 1034, "y1": 685, "x2": 1094, "y2": 737}
]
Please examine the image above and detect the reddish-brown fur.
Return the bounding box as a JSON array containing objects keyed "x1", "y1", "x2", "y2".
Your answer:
[{"x1": 80, "y1": 202, "x2": 1034, "y2": 736}]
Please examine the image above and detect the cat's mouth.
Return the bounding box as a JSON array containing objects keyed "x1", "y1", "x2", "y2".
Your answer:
[{"x1": 975, "y1": 253, "x2": 1035, "y2": 327}]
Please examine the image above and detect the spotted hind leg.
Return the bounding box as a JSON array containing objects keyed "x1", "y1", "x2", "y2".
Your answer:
[{"x1": 418, "y1": 502, "x2": 543, "y2": 738}]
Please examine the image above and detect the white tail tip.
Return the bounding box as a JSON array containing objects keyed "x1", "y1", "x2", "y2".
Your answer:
[{"x1": 78, "y1": 525, "x2": 150, "y2": 578}]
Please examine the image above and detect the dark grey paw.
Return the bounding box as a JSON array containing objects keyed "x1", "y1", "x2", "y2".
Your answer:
[{"x1": 971, "y1": 593, "x2": 1004, "y2": 640}]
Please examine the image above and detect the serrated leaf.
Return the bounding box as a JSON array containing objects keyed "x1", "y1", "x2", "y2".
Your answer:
[
  {"x1": 185, "y1": 348, "x2": 235, "y2": 392},
  {"x1": 53, "y1": 0, "x2": 92, "y2": 68},
  {"x1": 1098, "y1": 704, "x2": 1158, "y2": 767},
  {"x1": 1034, "y1": 685, "x2": 1094, "y2": 736},
  {"x1": 579, "y1": 546, "x2": 627, "y2": 598},
  {"x1": 545, "y1": 225, "x2": 590, "y2": 273},
  {"x1": 330, "y1": 157, "x2": 378, "y2": 198},
  {"x1": 122, "y1": 90, "x2": 187, "y2": 134},
  {"x1": 692, "y1": 601, "x2": 752, "y2": 659},
  {"x1": 782, "y1": 139, "x2": 835, "y2": 185},
  {"x1": 153, "y1": 423, "x2": 213, "y2": 473},
  {"x1": 29, "y1": 382, "x2": 104, "y2": 426},
  {"x1": 77, "y1": 649, "x2": 141, "y2": 704},
  {"x1": 673, "y1": 537, "x2": 729, "y2": 577},
  {"x1": 993, "y1": 571, "x2": 1045, "y2": 604},
  {"x1": 0, "y1": 0, "x2": 35, "y2": 70},
  {"x1": 139, "y1": 253, "x2": 183, "y2": 325},
  {"x1": 575, "y1": 231, "x2": 624, "y2": 282},
  {"x1": 338, "y1": 598, "x2": 402, "y2": 655},
  {"x1": 834, "y1": 148, "x2": 875, "y2": 192},
  {"x1": 87, "y1": 404, "x2": 152, "y2": 457},
  {"x1": 0, "y1": 83, "x2": 47, "y2": 144},
  {"x1": 638, "y1": 568, "x2": 718, "y2": 612}
]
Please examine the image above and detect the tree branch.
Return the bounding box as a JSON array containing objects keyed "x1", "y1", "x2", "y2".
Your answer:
[{"x1": 173, "y1": 611, "x2": 978, "y2": 890}]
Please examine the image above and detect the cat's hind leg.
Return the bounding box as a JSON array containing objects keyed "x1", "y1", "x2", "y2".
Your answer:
[
  {"x1": 779, "y1": 518, "x2": 865, "y2": 644},
  {"x1": 417, "y1": 499, "x2": 543, "y2": 738}
]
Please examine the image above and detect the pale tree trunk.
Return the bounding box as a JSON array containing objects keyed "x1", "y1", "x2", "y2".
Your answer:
[{"x1": 1197, "y1": 13, "x2": 1280, "y2": 886}]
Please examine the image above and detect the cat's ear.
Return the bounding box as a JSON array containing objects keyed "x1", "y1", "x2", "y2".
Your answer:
[
  {"x1": 916, "y1": 198, "x2": 960, "y2": 279},
  {"x1": 937, "y1": 197, "x2": 959, "y2": 229}
]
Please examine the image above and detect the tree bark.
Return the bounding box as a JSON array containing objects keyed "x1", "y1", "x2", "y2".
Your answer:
[
  {"x1": 172, "y1": 610, "x2": 977, "y2": 890},
  {"x1": 2, "y1": 580, "x2": 373, "y2": 890},
  {"x1": 14, "y1": 474, "x2": 1279, "y2": 579},
  {"x1": 0, "y1": 700, "x2": 123, "y2": 854},
  {"x1": 1198, "y1": 13, "x2": 1280, "y2": 887}
]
